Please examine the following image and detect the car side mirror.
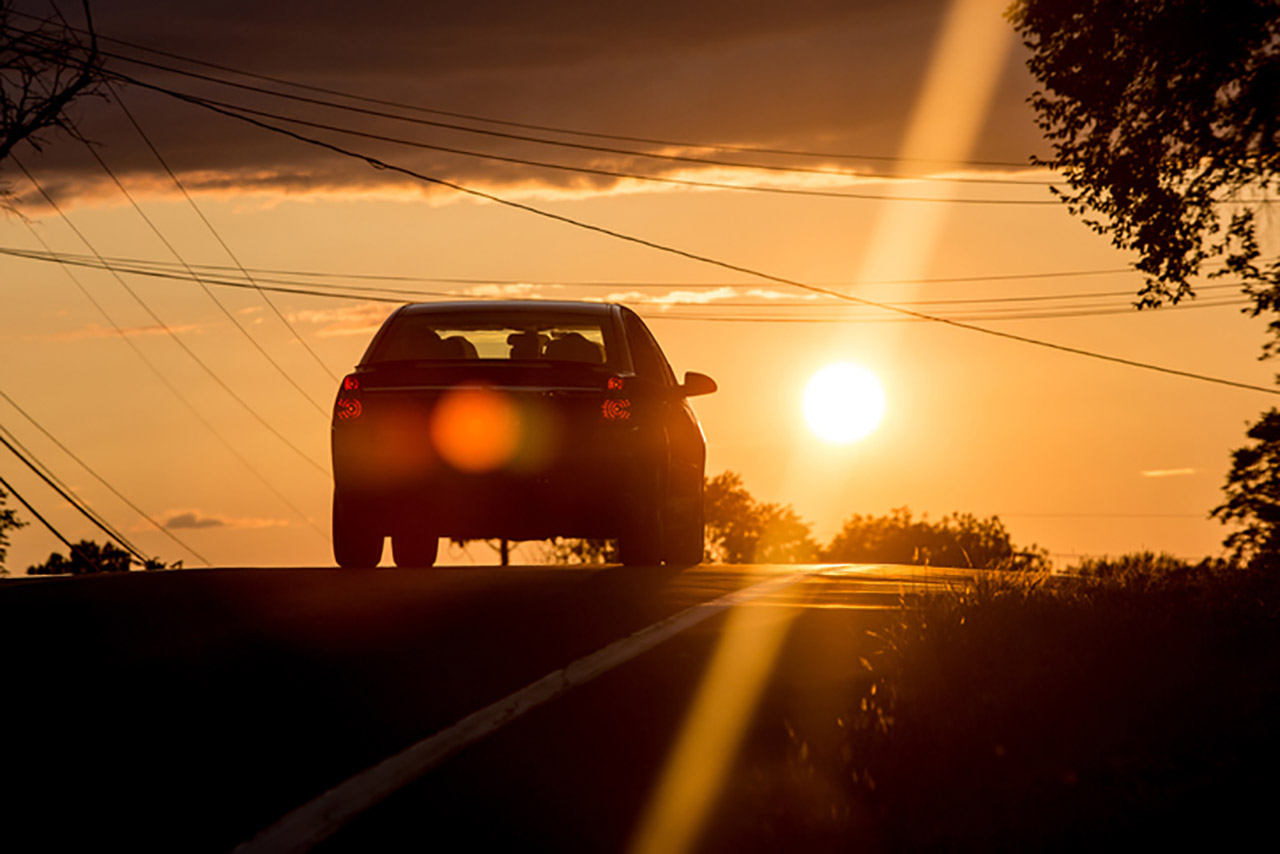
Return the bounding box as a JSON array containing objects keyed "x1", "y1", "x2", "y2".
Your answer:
[{"x1": 680, "y1": 371, "x2": 717, "y2": 397}]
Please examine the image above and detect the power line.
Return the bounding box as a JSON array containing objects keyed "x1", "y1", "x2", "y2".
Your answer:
[
  {"x1": 9, "y1": 164, "x2": 330, "y2": 540},
  {"x1": 0, "y1": 420, "x2": 146, "y2": 560},
  {"x1": 0, "y1": 421, "x2": 146, "y2": 559},
  {"x1": 108, "y1": 83, "x2": 339, "y2": 384},
  {"x1": 0, "y1": 387, "x2": 211, "y2": 565},
  {"x1": 0, "y1": 472, "x2": 97, "y2": 570},
  {"x1": 0, "y1": 429, "x2": 148, "y2": 563},
  {"x1": 0, "y1": 244, "x2": 1150, "y2": 288},
  {"x1": 4, "y1": 14, "x2": 1034, "y2": 170},
  {"x1": 150, "y1": 96, "x2": 1280, "y2": 396},
  {"x1": 2, "y1": 245, "x2": 1255, "y2": 321},
  {"x1": 113, "y1": 76, "x2": 1061, "y2": 207},
  {"x1": 58, "y1": 144, "x2": 331, "y2": 473},
  {"x1": 79, "y1": 138, "x2": 333, "y2": 421},
  {"x1": 98, "y1": 49, "x2": 1056, "y2": 188}
]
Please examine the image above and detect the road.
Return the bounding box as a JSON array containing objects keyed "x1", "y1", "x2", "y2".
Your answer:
[{"x1": 0, "y1": 562, "x2": 967, "y2": 852}]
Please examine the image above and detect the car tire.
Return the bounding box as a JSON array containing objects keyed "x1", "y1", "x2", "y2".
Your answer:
[
  {"x1": 662, "y1": 507, "x2": 704, "y2": 568},
  {"x1": 333, "y1": 493, "x2": 382, "y2": 568},
  {"x1": 392, "y1": 528, "x2": 439, "y2": 568},
  {"x1": 618, "y1": 501, "x2": 663, "y2": 567}
]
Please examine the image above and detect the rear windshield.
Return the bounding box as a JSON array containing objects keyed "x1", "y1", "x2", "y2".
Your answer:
[{"x1": 366, "y1": 310, "x2": 612, "y2": 365}]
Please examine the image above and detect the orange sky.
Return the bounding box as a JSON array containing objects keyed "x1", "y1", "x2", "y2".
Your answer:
[{"x1": 1, "y1": 0, "x2": 1275, "y2": 571}]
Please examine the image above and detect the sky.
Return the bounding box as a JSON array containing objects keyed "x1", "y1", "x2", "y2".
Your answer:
[{"x1": 2, "y1": 0, "x2": 1277, "y2": 572}]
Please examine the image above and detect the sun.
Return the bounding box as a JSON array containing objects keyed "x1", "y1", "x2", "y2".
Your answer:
[{"x1": 803, "y1": 363, "x2": 886, "y2": 443}]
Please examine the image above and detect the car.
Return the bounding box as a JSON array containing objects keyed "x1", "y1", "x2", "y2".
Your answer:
[{"x1": 330, "y1": 300, "x2": 716, "y2": 568}]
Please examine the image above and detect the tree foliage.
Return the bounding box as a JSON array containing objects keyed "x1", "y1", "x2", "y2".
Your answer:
[
  {"x1": 1010, "y1": 0, "x2": 1280, "y2": 349},
  {"x1": 1213, "y1": 409, "x2": 1280, "y2": 562},
  {"x1": 703, "y1": 471, "x2": 818, "y2": 564},
  {"x1": 27, "y1": 538, "x2": 133, "y2": 575},
  {"x1": 1, "y1": 0, "x2": 101, "y2": 168},
  {"x1": 823, "y1": 507, "x2": 1048, "y2": 571},
  {"x1": 0, "y1": 485, "x2": 24, "y2": 573}
]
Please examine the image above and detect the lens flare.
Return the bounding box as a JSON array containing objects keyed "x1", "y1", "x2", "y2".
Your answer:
[{"x1": 430, "y1": 387, "x2": 521, "y2": 472}]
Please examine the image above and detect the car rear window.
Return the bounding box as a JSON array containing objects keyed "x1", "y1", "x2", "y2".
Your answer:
[{"x1": 367, "y1": 311, "x2": 611, "y2": 365}]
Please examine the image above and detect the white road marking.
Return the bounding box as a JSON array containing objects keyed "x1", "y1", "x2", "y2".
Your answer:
[{"x1": 234, "y1": 565, "x2": 861, "y2": 853}]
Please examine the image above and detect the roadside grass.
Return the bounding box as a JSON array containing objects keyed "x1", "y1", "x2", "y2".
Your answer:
[{"x1": 727, "y1": 555, "x2": 1280, "y2": 850}]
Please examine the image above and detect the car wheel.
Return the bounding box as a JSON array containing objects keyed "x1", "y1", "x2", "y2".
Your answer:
[
  {"x1": 392, "y1": 528, "x2": 439, "y2": 567},
  {"x1": 662, "y1": 507, "x2": 704, "y2": 568},
  {"x1": 618, "y1": 502, "x2": 663, "y2": 567},
  {"x1": 333, "y1": 493, "x2": 382, "y2": 568}
]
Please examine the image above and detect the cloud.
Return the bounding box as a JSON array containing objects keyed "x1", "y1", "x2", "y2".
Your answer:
[
  {"x1": 1139, "y1": 468, "x2": 1197, "y2": 478},
  {"x1": 164, "y1": 510, "x2": 289, "y2": 529},
  {"x1": 9, "y1": 0, "x2": 1047, "y2": 207},
  {"x1": 46, "y1": 322, "x2": 204, "y2": 341},
  {"x1": 289, "y1": 302, "x2": 394, "y2": 337}
]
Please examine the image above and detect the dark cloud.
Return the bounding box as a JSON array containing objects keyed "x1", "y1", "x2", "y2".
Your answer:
[
  {"x1": 165, "y1": 512, "x2": 224, "y2": 529},
  {"x1": 5, "y1": 0, "x2": 1048, "y2": 202}
]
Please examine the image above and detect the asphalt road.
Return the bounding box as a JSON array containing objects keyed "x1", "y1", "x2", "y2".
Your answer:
[{"x1": 0, "y1": 562, "x2": 966, "y2": 852}]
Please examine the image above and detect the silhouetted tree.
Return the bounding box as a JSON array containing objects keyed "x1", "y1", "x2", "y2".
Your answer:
[
  {"x1": 704, "y1": 471, "x2": 818, "y2": 564},
  {"x1": 1, "y1": 1, "x2": 101, "y2": 171},
  {"x1": 27, "y1": 538, "x2": 131, "y2": 575},
  {"x1": 823, "y1": 507, "x2": 1048, "y2": 571},
  {"x1": 1010, "y1": 0, "x2": 1280, "y2": 346},
  {"x1": 1213, "y1": 409, "x2": 1280, "y2": 564},
  {"x1": 0, "y1": 485, "x2": 24, "y2": 574},
  {"x1": 540, "y1": 471, "x2": 818, "y2": 565},
  {"x1": 542, "y1": 536, "x2": 614, "y2": 564}
]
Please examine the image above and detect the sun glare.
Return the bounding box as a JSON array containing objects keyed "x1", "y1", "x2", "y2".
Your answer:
[{"x1": 803, "y1": 363, "x2": 886, "y2": 443}]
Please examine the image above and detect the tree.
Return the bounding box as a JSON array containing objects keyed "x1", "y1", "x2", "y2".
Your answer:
[
  {"x1": 1, "y1": 0, "x2": 101, "y2": 170},
  {"x1": 703, "y1": 471, "x2": 818, "y2": 564},
  {"x1": 27, "y1": 538, "x2": 132, "y2": 575},
  {"x1": 822, "y1": 507, "x2": 1048, "y2": 571},
  {"x1": 0, "y1": 484, "x2": 25, "y2": 574},
  {"x1": 1009, "y1": 0, "x2": 1280, "y2": 348},
  {"x1": 1012, "y1": 1, "x2": 1280, "y2": 561},
  {"x1": 1213, "y1": 409, "x2": 1280, "y2": 563},
  {"x1": 540, "y1": 470, "x2": 818, "y2": 565}
]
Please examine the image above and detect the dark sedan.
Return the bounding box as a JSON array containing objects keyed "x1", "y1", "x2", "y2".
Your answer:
[{"x1": 331, "y1": 300, "x2": 715, "y2": 567}]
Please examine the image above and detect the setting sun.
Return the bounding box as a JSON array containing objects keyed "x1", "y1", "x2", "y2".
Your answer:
[{"x1": 802, "y1": 363, "x2": 887, "y2": 444}]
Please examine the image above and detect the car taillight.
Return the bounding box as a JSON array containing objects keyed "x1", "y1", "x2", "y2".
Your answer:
[
  {"x1": 336, "y1": 374, "x2": 363, "y2": 421},
  {"x1": 602, "y1": 376, "x2": 630, "y2": 422}
]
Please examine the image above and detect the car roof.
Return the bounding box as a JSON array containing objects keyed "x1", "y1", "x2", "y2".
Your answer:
[{"x1": 397, "y1": 299, "x2": 618, "y2": 318}]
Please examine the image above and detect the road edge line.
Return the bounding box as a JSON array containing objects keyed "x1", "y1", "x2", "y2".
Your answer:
[{"x1": 234, "y1": 565, "x2": 852, "y2": 853}]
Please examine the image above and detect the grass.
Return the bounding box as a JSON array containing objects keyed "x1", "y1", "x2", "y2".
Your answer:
[{"x1": 742, "y1": 556, "x2": 1280, "y2": 850}]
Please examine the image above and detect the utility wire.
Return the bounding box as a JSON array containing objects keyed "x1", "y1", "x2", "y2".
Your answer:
[
  {"x1": 2, "y1": 245, "x2": 1256, "y2": 321},
  {"x1": 80, "y1": 139, "x2": 333, "y2": 421},
  {"x1": 107, "y1": 84, "x2": 339, "y2": 384},
  {"x1": 10, "y1": 164, "x2": 330, "y2": 539},
  {"x1": 67, "y1": 144, "x2": 331, "y2": 472},
  {"x1": 0, "y1": 387, "x2": 211, "y2": 565},
  {"x1": 0, "y1": 472, "x2": 96, "y2": 569},
  {"x1": 0, "y1": 420, "x2": 145, "y2": 559},
  {"x1": 98, "y1": 50, "x2": 1055, "y2": 188},
  {"x1": 2, "y1": 13, "x2": 1034, "y2": 170},
  {"x1": 0, "y1": 430, "x2": 148, "y2": 563},
  {"x1": 144, "y1": 95, "x2": 1280, "y2": 396},
  {"x1": 0, "y1": 244, "x2": 1150, "y2": 288},
  {"x1": 112, "y1": 76, "x2": 1060, "y2": 207}
]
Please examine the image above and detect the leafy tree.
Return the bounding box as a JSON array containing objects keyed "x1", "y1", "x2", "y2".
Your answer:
[
  {"x1": 542, "y1": 536, "x2": 614, "y2": 565},
  {"x1": 703, "y1": 471, "x2": 818, "y2": 564},
  {"x1": 540, "y1": 471, "x2": 818, "y2": 565},
  {"x1": 1213, "y1": 409, "x2": 1280, "y2": 563},
  {"x1": 27, "y1": 538, "x2": 132, "y2": 575},
  {"x1": 1009, "y1": 0, "x2": 1280, "y2": 346},
  {"x1": 822, "y1": 507, "x2": 1048, "y2": 571},
  {"x1": 0, "y1": 484, "x2": 24, "y2": 574}
]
